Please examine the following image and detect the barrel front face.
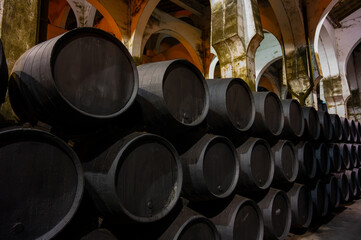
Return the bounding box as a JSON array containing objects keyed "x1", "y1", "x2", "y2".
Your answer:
[
  {"x1": 318, "y1": 111, "x2": 333, "y2": 141},
  {"x1": 233, "y1": 201, "x2": 263, "y2": 240},
  {"x1": 202, "y1": 137, "x2": 239, "y2": 199},
  {"x1": 302, "y1": 107, "x2": 320, "y2": 140},
  {"x1": 250, "y1": 141, "x2": 274, "y2": 189},
  {"x1": 264, "y1": 93, "x2": 284, "y2": 136},
  {"x1": 287, "y1": 100, "x2": 304, "y2": 137},
  {"x1": 176, "y1": 217, "x2": 219, "y2": 240},
  {"x1": 116, "y1": 135, "x2": 182, "y2": 222},
  {"x1": 349, "y1": 119, "x2": 358, "y2": 143},
  {"x1": 311, "y1": 180, "x2": 328, "y2": 217},
  {"x1": 340, "y1": 117, "x2": 351, "y2": 142},
  {"x1": 330, "y1": 114, "x2": 342, "y2": 141},
  {"x1": 271, "y1": 192, "x2": 291, "y2": 239},
  {"x1": 296, "y1": 142, "x2": 316, "y2": 180},
  {"x1": 345, "y1": 170, "x2": 357, "y2": 198},
  {"x1": 0, "y1": 128, "x2": 83, "y2": 240},
  {"x1": 226, "y1": 79, "x2": 255, "y2": 132},
  {"x1": 329, "y1": 144, "x2": 341, "y2": 172},
  {"x1": 296, "y1": 186, "x2": 312, "y2": 228},
  {"x1": 273, "y1": 140, "x2": 298, "y2": 183},
  {"x1": 327, "y1": 176, "x2": 340, "y2": 209},
  {"x1": 339, "y1": 144, "x2": 351, "y2": 170},
  {"x1": 162, "y1": 61, "x2": 209, "y2": 126},
  {"x1": 316, "y1": 143, "x2": 330, "y2": 175},
  {"x1": 53, "y1": 28, "x2": 138, "y2": 117}
]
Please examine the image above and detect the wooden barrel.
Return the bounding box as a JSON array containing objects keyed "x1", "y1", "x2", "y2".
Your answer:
[
  {"x1": 280, "y1": 99, "x2": 304, "y2": 138},
  {"x1": 353, "y1": 168, "x2": 361, "y2": 197},
  {"x1": 317, "y1": 110, "x2": 333, "y2": 141},
  {"x1": 345, "y1": 170, "x2": 358, "y2": 198},
  {"x1": 137, "y1": 59, "x2": 209, "y2": 133},
  {"x1": 340, "y1": 117, "x2": 351, "y2": 142},
  {"x1": 349, "y1": 119, "x2": 359, "y2": 143},
  {"x1": 355, "y1": 144, "x2": 361, "y2": 166},
  {"x1": 339, "y1": 143, "x2": 351, "y2": 170},
  {"x1": 325, "y1": 175, "x2": 340, "y2": 210},
  {"x1": 180, "y1": 134, "x2": 239, "y2": 201},
  {"x1": 295, "y1": 141, "x2": 317, "y2": 180},
  {"x1": 0, "y1": 39, "x2": 8, "y2": 105},
  {"x1": 302, "y1": 107, "x2": 320, "y2": 140},
  {"x1": 332, "y1": 172, "x2": 351, "y2": 202},
  {"x1": 257, "y1": 188, "x2": 291, "y2": 240},
  {"x1": 236, "y1": 137, "x2": 274, "y2": 192},
  {"x1": 80, "y1": 229, "x2": 117, "y2": 240},
  {"x1": 329, "y1": 143, "x2": 342, "y2": 172},
  {"x1": 251, "y1": 92, "x2": 284, "y2": 138},
  {"x1": 210, "y1": 195, "x2": 264, "y2": 240},
  {"x1": 286, "y1": 183, "x2": 313, "y2": 229},
  {"x1": 310, "y1": 179, "x2": 328, "y2": 217},
  {"x1": 82, "y1": 132, "x2": 182, "y2": 223},
  {"x1": 329, "y1": 114, "x2": 343, "y2": 141},
  {"x1": 271, "y1": 140, "x2": 298, "y2": 183},
  {"x1": 206, "y1": 78, "x2": 255, "y2": 135},
  {"x1": 9, "y1": 27, "x2": 138, "y2": 128},
  {"x1": 356, "y1": 121, "x2": 361, "y2": 141},
  {"x1": 347, "y1": 144, "x2": 359, "y2": 168},
  {"x1": 315, "y1": 143, "x2": 330, "y2": 175},
  {"x1": 0, "y1": 127, "x2": 83, "y2": 240}
]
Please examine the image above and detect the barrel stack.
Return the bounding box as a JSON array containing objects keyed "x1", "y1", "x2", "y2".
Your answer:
[{"x1": 1, "y1": 27, "x2": 361, "y2": 240}]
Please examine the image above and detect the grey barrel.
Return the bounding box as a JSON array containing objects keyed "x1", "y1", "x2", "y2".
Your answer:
[
  {"x1": 318, "y1": 110, "x2": 333, "y2": 141},
  {"x1": 295, "y1": 141, "x2": 317, "y2": 181},
  {"x1": 340, "y1": 117, "x2": 351, "y2": 142},
  {"x1": 302, "y1": 106, "x2": 320, "y2": 140},
  {"x1": 315, "y1": 143, "x2": 330, "y2": 175},
  {"x1": 180, "y1": 134, "x2": 239, "y2": 202},
  {"x1": 330, "y1": 114, "x2": 343, "y2": 141},
  {"x1": 0, "y1": 127, "x2": 84, "y2": 240},
  {"x1": 9, "y1": 27, "x2": 138, "y2": 128},
  {"x1": 280, "y1": 99, "x2": 304, "y2": 139},
  {"x1": 325, "y1": 175, "x2": 341, "y2": 210},
  {"x1": 339, "y1": 143, "x2": 351, "y2": 170},
  {"x1": 345, "y1": 170, "x2": 358, "y2": 198},
  {"x1": 310, "y1": 179, "x2": 328, "y2": 217},
  {"x1": 82, "y1": 132, "x2": 182, "y2": 223},
  {"x1": 206, "y1": 78, "x2": 255, "y2": 135},
  {"x1": 332, "y1": 172, "x2": 351, "y2": 203}
]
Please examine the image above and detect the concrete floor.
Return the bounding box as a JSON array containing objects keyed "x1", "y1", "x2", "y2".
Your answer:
[{"x1": 288, "y1": 198, "x2": 361, "y2": 240}]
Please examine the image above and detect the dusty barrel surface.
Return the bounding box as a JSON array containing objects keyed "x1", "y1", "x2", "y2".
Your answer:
[
  {"x1": 310, "y1": 179, "x2": 328, "y2": 217},
  {"x1": 295, "y1": 141, "x2": 317, "y2": 180},
  {"x1": 271, "y1": 140, "x2": 298, "y2": 184},
  {"x1": 137, "y1": 59, "x2": 209, "y2": 133},
  {"x1": 329, "y1": 144, "x2": 341, "y2": 172},
  {"x1": 82, "y1": 132, "x2": 182, "y2": 223},
  {"x1": 315, "y1": 143, "x2": 330, "y2": 175},
  {"x1": 317, "y1": 110, "x2": 333, "y2": 141},
  {"x1": 330, "y1": 114, "x2": 343, "y2": 141},
  {"x1": 286, "y1": 183, "x2": 313, "y2": 229},
  {"x1": 236, "y1": 137, "x2": 275, "y2": 192},
  {"x1": 332, "y1": 172, "x2": 350, "y2": 202},
  {"x1": 180, "y1": 134, "x2": 239, "y2": 201},
  {"x1": 302, "y1": 107, "x2": 320, "y2": 140},
  {"x1": 340, "y1": 117, "x2": 351, "y2": 142},
  {"x1": 0, "y1": 39, "x2": 8, "y2": 105},
  {"x1": 251, "y1": 92, "x2": 284, "y2": 138},
  {"x1": 0, "y1": 127, "x2": 84, "y2": 240},
  {"x1": 280, "y1": 99, "x2": 304, "y2": 139},
  {"x1": 206, "y1": 78, "x2": 255, "y2": 135},
  {"x1": 210, "y1": 195, "x2": 264, "y2": 240},
  {"x1": 257, "y1": 188, "x2": 291, "y2": 240},
  {"x1": 325, "y1": 175, "x2": 340, "y2": 209},
  {"x1": 9, "y1": 27, "x2": 138, "y2": 128},
  {"x1": 339, "y1": 143, "x2": 351, "y2": 170}
]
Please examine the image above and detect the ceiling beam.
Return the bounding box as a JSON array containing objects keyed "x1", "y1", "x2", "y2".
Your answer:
[{"x1": 170, "y1": 0, "x2": 204, "y2": 16}]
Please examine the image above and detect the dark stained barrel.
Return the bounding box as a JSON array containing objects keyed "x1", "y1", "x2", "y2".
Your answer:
[
  {"x1": 329, "y1": 144, "x2": 341, "y2": 172},
  {"x1": 332, "y1": 172, "x2": 351, "y2": 203},
  {"x1": 158, "y1": 207, "x2": 220, "y2": 240},
  {"x1": 310, "y1": 180, "x2": 328, "y2": 217},
  {"x1": 180, "y1": 134, "x2": 239, "y2": 201},
  {"x1": 9, "y1": 27, "x2": 138, "y2": 128},
  {"x1": 0, "y1": 127, "x2": 84, "y2": 240},
  {"x1": 353, "y1": 168, "x2": 361, "y2": 196},
  {"x1": 206, "y1": 78, "x2": 255, "y2": 135},
  {"x1": 82, "y1": 132, "x2": 182, "y2": 223},
  {"x1": 302, "y1": 107, "x2": 320, "y2": 140},
  {"x1": 137, "y1": 59, "x2": 209, "y2": 133},
  {"x1": 251, "y1": 92, "x2": 284, "y2": 138},
  {"x1": 295, "y1": 141, "x2": 317, "y2": 180},
  {"x1": 271, "y1": 140, "x2": 298, "y2": 183},
  {"x1": 340, "y1": 117, "x2": 351, "y2": 142},
  {"x1": 236, "y1": 137, "x2": 274, "y2": 192},
  {"x1": 280, "y1": 99, "x2": 304, "y2": 138},
  {"x1": 315, "y1": 143, "x2": 330, "y2": 175},
  {"x1": 325, "y1": 176, "x2": 340, "y2": 210},
  {"x1": 345, "y1": 170, "x2": 358, "y2": 198},
  {"x1": 317, "y1": 110, "x2": 333, "y2": 141},
  {"x1": 210, "y1": 195, "x2": 264, "y2": 240},
  {"x1": 80, "y1": 229, "x2": 117, "y2": 240},
  {"x1": 339, "y1": 143, "x2": 351, "y2": 170},
  {"x1": 330, "y1": 114, "x2": 343, "y2": 141},
  {"x1": 0, "y1": 39, "x2": 8, "y2": 105},
  {"x1": 286, "y1": 183, "x2": 313, "y2": 229},
  {"x1": 356, "y1": 121, "x2": 361, "y2": 141},
  {"x1": 355, "y1": 144, "x2": 361, "y2": 166},
  {"x1": 257, "y1": 188, "x2": 291, "y2": 240},
  {"x1": 348, "y1": 144, "x2": 358, "y2": 168},
  {"x1": 349, "y1": 119, "x2": 359, "y2": 143}
]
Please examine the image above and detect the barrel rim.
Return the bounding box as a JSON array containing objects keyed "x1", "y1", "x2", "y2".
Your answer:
[
  {"x1": 111, "y1": 132, "x2": 183, "y2": 222},
  {"x1": 275, "y1": 140, "x2": 299, "y2": 182},
  {"x1": 330, "y1": 143, "x2": 342, "y2": 172},
  {"x1": 281, "y1": 99, "x2": 305, "y2": 138},
  {"x1": 199, "y1": 135, "x2": 240, "y2": 199},
  {"x1": 174, "y1": 215, "x2": 220, "y2": 240},
  {"x1": 327, "y1": 175, "x2": 341, "y2": 209},
  {"x1": 316, "y1": 143, "x2": 331, "y2": 175},
  {"x1": 302, "y1": 106, "x2": 321, "y2": 140},
  {"x1": 263, "y1": 92, "x2": 284, "y2": 136},
  {"x1": 269, "y1": 189, "x2": 292, "y2": 239},
  {"x1": 288, "y1": 184, "x2": 313, "y2": 228},
  {"x1": 297, "y1": 141, "x2": 317, "y2": 179},
  {"x1": 50, "y1": 27, "x2": 139, "y2": 119},
  {"x1": 162, "y1": 59, "x2": 210, "y2": 126},
  {"x1": 329, "y1": 114, "x2": 343, "y2": 141},
  {"x1": 225, "y1": 78, "x2": 256, "y2": 132},
  {"x1": 0, "y1": 127, "x2": 84, "y2": 239}
]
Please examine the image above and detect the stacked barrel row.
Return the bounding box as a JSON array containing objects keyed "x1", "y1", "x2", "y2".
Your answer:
[{"x1": 0, "y1": 27, "x2": 360, "y2": 240}]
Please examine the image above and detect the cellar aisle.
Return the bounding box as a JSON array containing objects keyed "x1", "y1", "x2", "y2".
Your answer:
[{"x1": 288, "y1": 198, "x2": 361, "y2": 240}]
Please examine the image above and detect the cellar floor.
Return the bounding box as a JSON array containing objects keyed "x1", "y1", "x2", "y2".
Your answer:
[{"x1": 288, "y1": 198, "x2": 361, "y2": 240}]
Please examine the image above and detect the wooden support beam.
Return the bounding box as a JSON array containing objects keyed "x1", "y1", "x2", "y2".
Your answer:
[{"x1": 170, "y1": 0, "x2": 204, "y2": 16}]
